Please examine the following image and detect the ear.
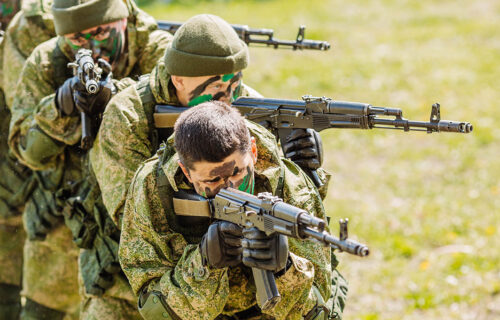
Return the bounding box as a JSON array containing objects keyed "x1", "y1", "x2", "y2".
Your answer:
[
  {"x1": 171, "y1": 76, "x2": 185, "y2": 92},
  {"x1": 250, "y1": 136, "x2": 257, "y2": 164},
  {"x1": 178, "y1": 160, "x2": 192, "y2": 183}
]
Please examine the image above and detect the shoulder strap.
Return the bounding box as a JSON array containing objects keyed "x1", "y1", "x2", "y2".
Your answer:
[
  {"x1": 136, "y1": 74, "x2": 159, "y2": 151},
  {"x1": 275, "y1": 164, "x2": 285, "y2": 199},
  {"x1": 154, "y1": 150, "x2": 210, "y2": 244}
]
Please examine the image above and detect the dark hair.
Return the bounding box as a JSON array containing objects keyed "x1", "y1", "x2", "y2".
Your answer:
[{"x1": 174, "y1": 101, "x2": 251, "y2": 169}]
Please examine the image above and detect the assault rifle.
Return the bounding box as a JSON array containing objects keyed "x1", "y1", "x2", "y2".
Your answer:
[
  {"x1": 67, "y1": 48, "x2": 102, "y2": 150},
  {"x1": 173, "y1": 187, "x2": 369, "y2": 310},
  {"x1": 158, "y1": 21, "x2": 331, "y2": 50},
  {"x1": 154, "y1": 96, "x2": 473, "y2": 186}
]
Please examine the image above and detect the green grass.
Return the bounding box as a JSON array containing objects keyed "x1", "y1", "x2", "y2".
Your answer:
[{"x1": 142, "y1": 0, "x2": 500, "y2": 318}]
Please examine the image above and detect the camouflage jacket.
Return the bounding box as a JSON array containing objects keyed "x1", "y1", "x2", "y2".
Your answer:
[
  {"x1": 0, "y1": 0, "x2": 54, "y2": 221},
  {"x1": 119, "y1": 120, "x2": 342, "y2": 319},
  {"x1": 8, "y1": 2, "x2": 172, "y2": 171},
  {"x1": 90, "y1": 62, "x2": 262, "y2": 226},
  {"x1": 1, "y1": 0, "x2": 54, "y2": 107}
]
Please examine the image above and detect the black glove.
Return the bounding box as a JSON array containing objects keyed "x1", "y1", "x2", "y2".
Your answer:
[
  {"x1": 242, "y1": 228, "x2": 289, "y2": 273},
  {"x1": 56, "y1": 76, "x2": 78, "y2": 116},
  {"x1": 80, "y1": 233, "x2": 121, "y2": 296},
  {"x1": 56, "y1": 59, "x2": 116, "y2": 116},
  {"x1": 283, "y1": 129, "x2": 324, "y2": 170},
  {"x1": 199, "y1": 221, "x2": 243, "y2": 269}
]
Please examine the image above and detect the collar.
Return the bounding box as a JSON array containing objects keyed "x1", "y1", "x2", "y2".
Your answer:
[{"x1": 149, "y1": 63, "x2": 180, "y2": 105}]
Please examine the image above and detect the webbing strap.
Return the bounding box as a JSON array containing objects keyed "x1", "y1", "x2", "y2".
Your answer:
[
  {"x1": 136, "y1": 74, "x2": 159, "y2": 150},
  {"x1": 172, "y1": 198, "x2": 210, "y2": 217},
  {"x1": 153, "y1": 112, "x2": 181, "y2": 128}
]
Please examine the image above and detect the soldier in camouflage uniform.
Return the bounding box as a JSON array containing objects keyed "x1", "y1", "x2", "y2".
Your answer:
[
  {"x1": 8, "y1": 0, "x2": 172, "y2": 318},
  {"x1": 119, "y1": 101, "x2": 347, "y2": 319},
  {"x1": 91, "y1": 14, "x2": 328, "y2": 230},
  {"x1": 0, "y1": 0, "x2": 54, "y2": 318}
]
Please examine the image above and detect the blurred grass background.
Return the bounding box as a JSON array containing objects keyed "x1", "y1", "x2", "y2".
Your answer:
[{"x1": 141, "y1": 0, "x2": 499, "y2": 319}]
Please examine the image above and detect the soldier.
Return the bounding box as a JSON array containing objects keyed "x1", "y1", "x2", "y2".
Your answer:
[
  {"x1": 0, "y1": 0, "x2": 54, "y2": 318},
  {"x1": 8, "y1": 0, "x2": 172, "y2": 318},
  {"x1": 91, "y1": 14, "x2": 328, "y2": 230},
  {"x1": 119, "y1": 101, "x2": 346, "y2": 319}
]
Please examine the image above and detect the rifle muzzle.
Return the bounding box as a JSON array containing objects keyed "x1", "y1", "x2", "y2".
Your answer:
[
  {"x1": 85, "y1": 80, "x2": 99, "y2": 94},
  {"x1": 437, "y1": 121, "x2": 473, "y2": 133}
]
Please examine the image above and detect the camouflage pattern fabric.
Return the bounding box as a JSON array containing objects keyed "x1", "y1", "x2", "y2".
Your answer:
[
  {"x1": 119, "y1": 120, "x2": 346, "y2": 319},
  {"x1": 78, "y1": 260, "x2": 141, "y2": 320},
  {"x1": 2, "y1": 0, "x2": 55, "y2": 107},
  {"x1": 22, "y1": 226, "x2": 80, "y2": 316},
  {"x1": 90, "y1": 63, "x2": 262, "y2": 226},
  {"x1": 7, "y1": 0, "x2": 172, "y2": 318},
  {"x1": 0, "y1": 2, "x2": 53, "y2": 318}
]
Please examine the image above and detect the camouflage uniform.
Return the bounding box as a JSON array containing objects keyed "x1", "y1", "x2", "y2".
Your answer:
[
  {"x1": 119, "y1": 120, "x2": 347, "y2": 319},
  {"x1": 90, "y1": 64, "x2": 262, "y2": 226},
  {"x1": 8, "y1": 0, "x2": 172, "y2": 318},
  {"x1": 0, "y1": 0, "x2": 54, "y2": 318}
]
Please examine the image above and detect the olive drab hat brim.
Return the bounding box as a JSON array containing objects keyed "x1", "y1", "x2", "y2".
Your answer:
[{"x1": 52, "y1": 0, "x2": 129, "y2": 36}]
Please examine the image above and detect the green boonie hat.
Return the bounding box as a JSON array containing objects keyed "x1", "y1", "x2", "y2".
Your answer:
[
  {"x1": 52, "y1": 0, "x2": 129, "y2": 36},
  {"x1": 164, "y1": 14, "x2": 249, "y2": 77}
]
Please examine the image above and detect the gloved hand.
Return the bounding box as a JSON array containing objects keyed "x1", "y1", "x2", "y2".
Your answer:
[
  {"x1": 242, "y1": 228, "x2": 289, "y2": 273},
  {"x1": 80, "y1": 233, "x2": 121, "y2": 296},
  {"x1": 56, "y1": 59, "x2": 116, "y2": 117},
  {"x1": 200, "y1": 221, "x2": 243, "y2": 269},
  {"x1": 283, "y1": 129, "x2": 324, "y2": 170}
]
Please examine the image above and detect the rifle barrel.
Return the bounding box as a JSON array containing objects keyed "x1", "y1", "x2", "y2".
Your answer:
[
  {"x1": 301, "y1": 227, "x2": 370, "y2": 257},
  {"x1": 157, "y1": 20, "x2": 330, "y2": 50}
]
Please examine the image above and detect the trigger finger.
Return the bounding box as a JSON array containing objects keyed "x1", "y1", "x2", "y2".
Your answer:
[
  {"x1": 220, "y1": 222, "x2": 243, "y2": 237},
  {"x1": 289, "y1": 148, "x2": 318, "y2": 159},
  {"x1": 286, "y1": 129, "x2": 310, "y2": 142}
]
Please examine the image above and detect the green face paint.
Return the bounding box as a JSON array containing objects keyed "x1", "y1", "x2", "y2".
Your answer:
[
  {"x1": 188, "y1": 94, "x2": 213, "y2": 107},
  {"x1": 64, "y1": 21, "x2": 126, "y2": 65},
  {"x1": 222, "y1": 73, "x2": 235, "y2": 82},
  {"x1": 232, "y1": 83, "x2": 242, "y2": 102},
  {"x1": 237, "y1": 168, "x2": 255, "y2": 195}
]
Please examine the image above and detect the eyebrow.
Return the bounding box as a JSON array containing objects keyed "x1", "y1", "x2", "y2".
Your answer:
[
  {"x1": 202, "y1": 176, "x2": 221, "y2": 183},
  {"x1": 211, "y1": 72, "x2": 243, "y2": 101},
  {"x1": 189, "y1": 75, "x2": 221, "y2": 99},
  {"x1": 201, "y1": 165, "x2": 241, "y2": 183}
]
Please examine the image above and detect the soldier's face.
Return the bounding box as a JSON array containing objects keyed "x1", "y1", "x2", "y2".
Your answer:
[
  {"x1": 179, "y1": 137, "x2": 257, "y2": 198},
  {"x1": 64, "y1": 18, "x2": 127, "y2": 66},
  {"x1": 172, "y1": 72, "x2": 243, "y2": 107}
]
